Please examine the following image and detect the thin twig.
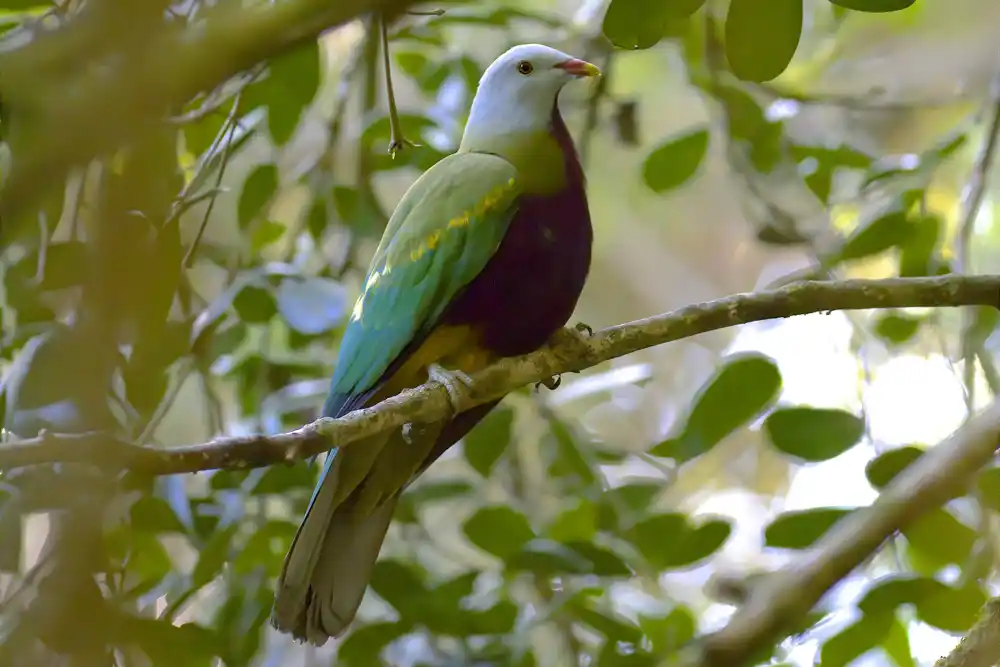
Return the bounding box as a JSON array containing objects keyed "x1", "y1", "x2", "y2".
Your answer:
[
  {"x1": 0, "y1": 275, "x2": 998, "y2": 474},
  {"x1": 182, "y1": 91, "x2": 242, "y2": 268},
  {"x1": 380, "y1": 13, "x2": 417, "y2": 157},
  {"x1": 167, "y1": 68, "x2": 261, "y2": 125}
]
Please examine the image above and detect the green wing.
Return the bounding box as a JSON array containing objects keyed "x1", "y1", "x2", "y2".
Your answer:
[{"x1": 326, "y1": 151, "x2": 520, "y2": 405}]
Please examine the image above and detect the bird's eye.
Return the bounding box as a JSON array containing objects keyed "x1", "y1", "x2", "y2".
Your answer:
[{"x1": 516, "y1": 60, "x2": 533, "y2": 76}]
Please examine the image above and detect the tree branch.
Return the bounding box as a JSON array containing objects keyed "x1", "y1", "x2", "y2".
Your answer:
[
  {"x1": 680, "y1": 396, "x2": 1000, "y2": 667},
  {"x1": 935, "y1": 598, "x2": 1000, "y2": 667},
  {"x1": 0, "y1": 0, "x2": 420, "y2": 242},
  {"x1": 0, "y1": 275, "x2": 997, "y2": 474}
]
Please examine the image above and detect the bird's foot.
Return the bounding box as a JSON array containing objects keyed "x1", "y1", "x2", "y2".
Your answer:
[
  {"x1": 387, "y1": 136, "x2": 420, "y2": 159},
  {"x1": 548, "y1": 322, "x2": 594, "y2": 359},
  {"x1": 536, "y1": 375, "x2": 562, "y2": 392},
  {"x1": 537, "y1": 323, "x2": 594, "y2": 392},
  {"x1": 427, "y1": 363, "x2": 475, "y2": 416}
]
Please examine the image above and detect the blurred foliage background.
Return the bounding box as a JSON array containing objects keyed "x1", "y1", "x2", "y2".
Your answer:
[{"x1": 1, "y1": 0, "x2": 1000, "y2": 665}]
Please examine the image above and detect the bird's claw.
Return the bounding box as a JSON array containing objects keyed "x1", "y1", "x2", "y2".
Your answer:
[
  {"x1": 427, "y1": 362, "x2": 475, "y2": 416},
  {"x1": 549, "y1": 322, "x2": 594, "y2": 358},
  {"x1": 535, "y1": 375, "x2": 562, "y2": 392}
]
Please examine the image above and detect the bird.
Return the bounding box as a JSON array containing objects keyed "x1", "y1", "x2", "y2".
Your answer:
[{"x1": 271, "y1": 42, "x2": 600, "y2": 644}]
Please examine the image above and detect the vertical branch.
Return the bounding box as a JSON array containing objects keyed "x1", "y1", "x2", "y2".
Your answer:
[
  {"x1": 954, "y1": 67, "x2": 1000, "y2": 583},
  {"x1": 182, "y1": 90, "x2": 242, "y2": 268}
]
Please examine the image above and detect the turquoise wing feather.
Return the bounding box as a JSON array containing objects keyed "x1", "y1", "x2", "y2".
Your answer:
[
  {"x1": 273, "y1": 152, "x2": 523, "y2": 641},
  {"x1": 327, "y1": 151, "x2": 521, "y2": 402}
]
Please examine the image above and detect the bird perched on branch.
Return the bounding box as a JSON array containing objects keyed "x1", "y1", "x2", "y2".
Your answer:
[{"x1": 271, "y1": 43, "x2": 600, "y2": 644}]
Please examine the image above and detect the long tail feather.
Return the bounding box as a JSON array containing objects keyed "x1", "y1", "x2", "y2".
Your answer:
[{"x1": 271, "y1": 451, "x2": 397, "y2": 645}]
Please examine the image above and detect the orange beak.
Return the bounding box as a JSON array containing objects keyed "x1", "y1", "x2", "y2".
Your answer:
[{"x1": 555, "y1": 58, "x2": 601, "y2": 78}]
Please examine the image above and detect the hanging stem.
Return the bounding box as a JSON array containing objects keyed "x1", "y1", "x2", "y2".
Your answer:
[{"x1": 379, "y1": 13, "x2": 418, "y2": 158}]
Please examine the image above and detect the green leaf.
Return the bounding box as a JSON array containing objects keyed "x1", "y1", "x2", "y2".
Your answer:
[
  {"x1": 544, "y1": 412, "x2": 599, "y2": 489},
  {"x1": 369, "y1": 559, "x2": 428, "y2": 619},
  {"x1": 976, "y1": 466, "x2": 1000, "y2": 512},
  {"x1": 232, "y1": 285, "x2": 278, "y2": 323},
  {"x1": 651, "y1": 353, "x2": 781, "y2": 462},
  {"x1": 764, "y1": 406, "x2": 864, "y2": 462},
  {"x1": 914, "y1": 581, "x2": 986, "y2": 633},
  {"x1": 602, "y1": 0, "x2": 665, "y2": 50},
  {"x1": 465, "y1": 600, "x2": 518, "y2": 635},
  {"x1": 898, "y1": 214, "x2": 941, "y2": 276},
  {"x1": 251, "y1": 460, "x2": 315, "y2": 494},
  {"x1": 549, "y1": 498, "x2": 598, "y2": 543},
  {"x1": 857, "y1": 575, "x2": 938, "y2": 616},
  {"x1": 569, "y1": 601, "x2": 643, "y2": 643},
  {"x1": 397, "y1": 479, "x2": 473, "y2": 523},
  {"x1": 625, "y1": 513, "x2": 731, "y2": 569},
  {"x1": 129, "y1": 496, "x2": 186, "y2": 534},
  {"x1": 642, "y1": 128, "x2": 710, "y2": 193},
  {"x1": 464, "y1": 405, "x2": 514, "y2": 478},
  {"x1": 233, "y1": 520, "x2": 296, "y2": 577},
  {"x1": 597, "y1": 481, "x2": 665, "y2": 530},
  {"x1": 829, "y1": 0, "x2": 915, "y2": 12},
  {"x1": 901, "y1": 507, "x2": 977, "y2": 569},
  {"x1": 192, "y1": 523, "x2": 237, "y2": 587},
  {"x1": 250, "y1": 220, "x2": 285, "y2": 252},
  {"x1": 305, "y1": 196, "x2": 330, "y2": 240},
  {"x1": 874, "y1": 313, "x2": 922, "y2": 345},
  {"x1": 563, "y1": 541, "x2": 633, "y2": 576},
  {"x1": 507, "y1": 538, "x2": 593, "y2": 574},
  {"x1": 338, "y1": 621, "x2": 410, "y2": 667},
  {"x1": 724, "y1": 0, "x2": 802, "y2": 82},
  {"x1": 836, "y1": 207, "x2": 912, "y2": 263},
  {"x1": 601, "y1": 0, "x2": 705, "y2": 50},
  {"x1": 420, "y1": 571, "x2": 481, "y2": 635},
  {"x1": 463, "y1": 506, "x2": 536, "y2": 560},
  {"x1": 404, "y1": 479, "x2": 473, "y2": 504},
  {"x1": 639, "y1": 607, "x2": 696, "y2": 655},
  {"x1": 789, "y1": 144, "x2": 875, "y2": 170},
  {"x1": 597, "y1": 642, "x2": 658, "y2": 666},
  {"x1": 130, "y1": 619, "x2": 219, "y2": 666},
  {"x1": 821, "y1": 613, "x2": 894, "y2": 667},
  {"x1": 882, "y1": 618, "x2": 915, "y2": 667},
  {"x1": 865, "y1": 446, "x2": 925, "y2": 489},
  {"x1": 238, "y1": 163, "x2": 278, "y2": 229},
  {"x1": 276, "y1": 277, "x2": 348, "y2": 335},
  {"x1": 764, "y1": 507, "x2": 853, "y2": 549},
  {"x1": 245, "y1": 41, "x2": 322, "y2": 145},
  {"x1": 124, "y1": 533, "x2": 174, "y2": 584}
]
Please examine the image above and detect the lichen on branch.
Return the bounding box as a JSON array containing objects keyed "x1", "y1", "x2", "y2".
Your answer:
[{"x1": 0, "y1": 274, "x2": 997, "y2": 474}]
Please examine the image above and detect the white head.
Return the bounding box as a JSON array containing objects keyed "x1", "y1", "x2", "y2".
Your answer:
[{"x1": 460, "y1": 43, "x2": 600, "y2": 151}]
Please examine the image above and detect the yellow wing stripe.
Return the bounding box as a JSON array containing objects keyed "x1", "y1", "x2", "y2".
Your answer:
[
  {"x1": 350, "y1": 176, "x2": 517, "y2": 324},
  {"x1": 407, "y1": 176, "x2": 517, "y2": 262}
]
